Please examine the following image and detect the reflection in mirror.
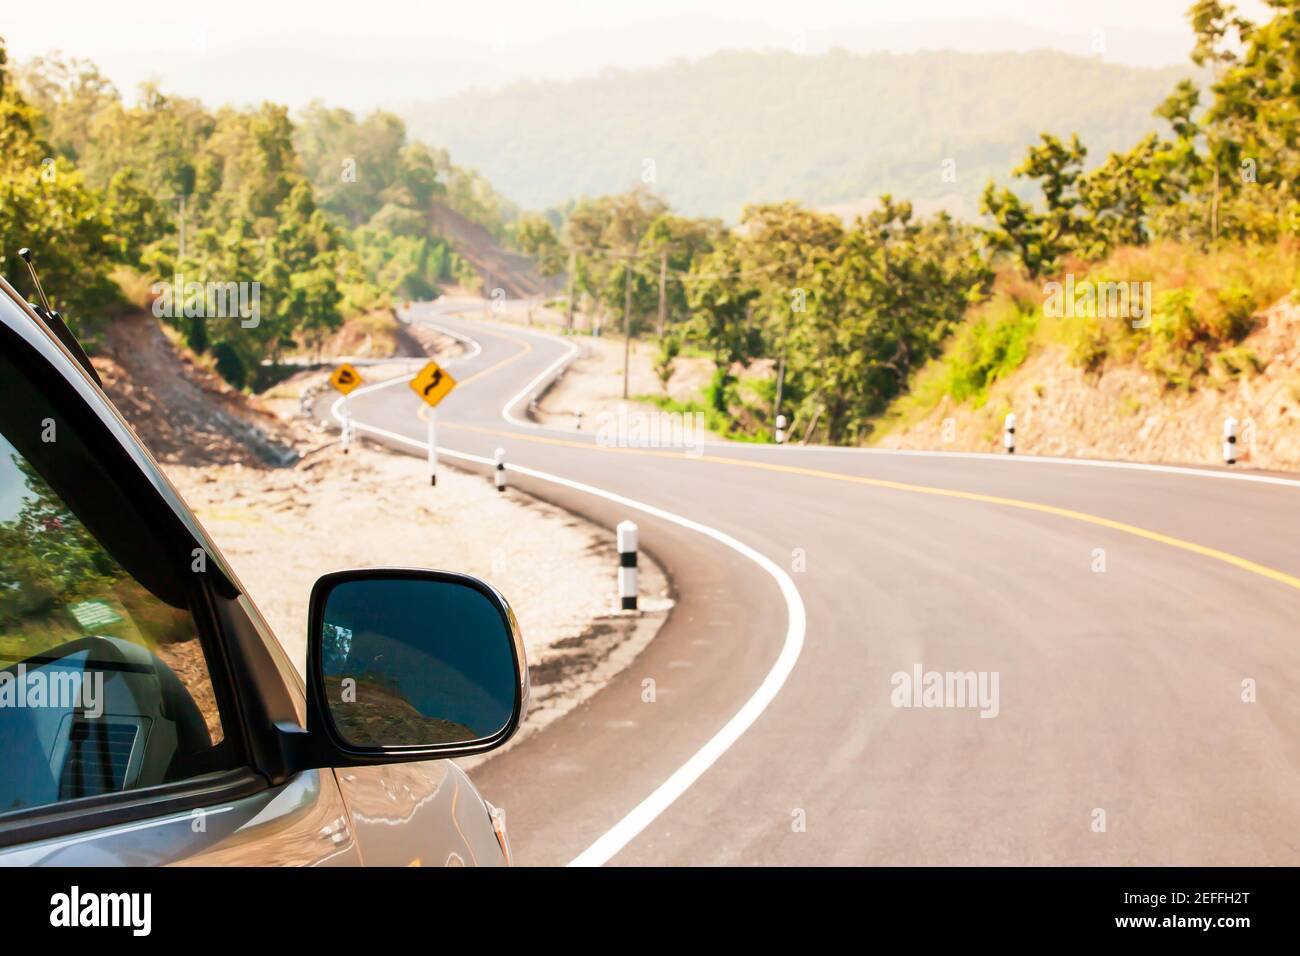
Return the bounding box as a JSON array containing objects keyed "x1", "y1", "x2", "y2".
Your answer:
[{"x1": 319, "y1": 577, "x2": 516, "y2": 748}]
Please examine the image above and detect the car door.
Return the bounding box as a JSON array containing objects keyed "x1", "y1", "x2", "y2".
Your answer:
[{"x1": 0, "y1": 288, "x2": 362, "y2": 865}]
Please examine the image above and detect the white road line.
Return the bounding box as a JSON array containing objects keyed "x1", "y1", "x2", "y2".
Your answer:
[
  {"x1": 412, "y1": 320, "x2": 483, "y2": 362},
  {"x1": 501, "y1": 335, "x2": 579, "y2": 427},
  {"x1": 330, "y1": 362, "x2": 807, "y2": 868}
]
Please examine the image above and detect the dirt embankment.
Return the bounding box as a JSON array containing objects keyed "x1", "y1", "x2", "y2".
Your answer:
[
  {"x1": 286, "y1": 308, "x2": 458, "y2": 364},
  {"x1": 93, "y1": 313, "x2": 300, "y2": 467},
  {"x1": 430, "y1": 202, "x2": 557, "y2": 299},
  {"x1": 91, "y1": 310, "x2": 671, "y2": 742},
  {"x1": 877, "y1": 298, "x2": 1300, "y2": 471}
]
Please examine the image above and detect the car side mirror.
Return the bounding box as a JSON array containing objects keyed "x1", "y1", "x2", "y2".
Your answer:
[{"x1": 303, "y1": 568, "x2": 528, "y2": 765}]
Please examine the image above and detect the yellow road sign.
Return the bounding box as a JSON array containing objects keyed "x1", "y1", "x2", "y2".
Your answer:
[
  {"x1": 410, "y1": 360, "x2": 457, "y2": 408},
  {"x1": 329, "y1": 363, "x2": 363, "y2": 395}
]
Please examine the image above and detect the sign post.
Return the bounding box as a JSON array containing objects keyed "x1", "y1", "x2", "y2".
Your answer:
[
  {"x1": 409, "y1": 360, "x2": 458, "y2": 487},
  {"x1": 427, "y1": 411, "x2": 438, "y2": 485},
  {"x1": 329, "y1": 364, "x2": 363, "y2": 454}
]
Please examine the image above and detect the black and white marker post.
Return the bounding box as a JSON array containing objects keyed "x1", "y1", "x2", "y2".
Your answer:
[
  {"x1": 1003, "y1": 412, "x2": 1016, "y2": 454},
  {"x1": 494, "y1": 447, "x2": 506, "y2": 492},
  {"x1": 341, "y1": 409, "x2": 352, "y2": 454},
  {"x1": 426, "y1": 410, "x2": 438, "y2": 486},
  {"x1": 1224, "y1": 415, "x2": 1238, "y2": 465},
  {"x1": 617, "y1": 520, "x2": 638, "y2": 611},
  {"x1": 775, "y1": 413, "x2": 787, "y2": 445}
]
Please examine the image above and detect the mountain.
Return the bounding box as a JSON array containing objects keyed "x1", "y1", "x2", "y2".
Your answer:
[
  {"x1": 401, "y1": 49, "x2": 1192, "y2": 220},
  {"x1": 7, "y1": 15, "x2": 1197, "y2": 115}
]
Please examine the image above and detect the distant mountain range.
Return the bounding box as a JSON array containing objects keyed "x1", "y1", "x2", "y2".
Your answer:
[
  {"x1": 9, "y1": 15, "x2": 1197, "y2": 115},
  {"x1": 401, "y1": 48, "x2": 1192, "y2": 220}
]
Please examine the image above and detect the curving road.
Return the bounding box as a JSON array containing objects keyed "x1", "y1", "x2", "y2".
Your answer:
[{"x1": 330, "y1": 298, "x2": 1300, "y2": 867}]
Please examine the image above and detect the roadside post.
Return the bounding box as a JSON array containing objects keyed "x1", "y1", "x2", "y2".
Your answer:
[
  {"x1": 1004, "y1": 412, "x2": 1016, "y2": 454},
  {"x1": 617, "y1": 520, "x2": 639, "y2": 611},
  {"x1": 409, "y1": 359, "x2": 458, "y2": 487},
  {"x1": 328, "y1": 363, "x2": 364, "y2": 453},
  {"x1": 495, "y1": 448, "x2": 507, "y2": 492},
  {"x1": 1224, "y1": 416, "x2": 1238, "y2": 465},
  {"x1": 576, "y1": 410, "x2": 583, "y2": 431},
  {"x1": 775, "y1": 413, "x2": 787, "y2": 445}
]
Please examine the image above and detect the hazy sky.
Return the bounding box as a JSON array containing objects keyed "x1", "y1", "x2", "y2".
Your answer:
[
  {"x1": 2, "y1": 0, "x2": 1274, "y2": 110},
  {"x1": 3, "y1": 0, "x2": 1271, "y2": 47}
]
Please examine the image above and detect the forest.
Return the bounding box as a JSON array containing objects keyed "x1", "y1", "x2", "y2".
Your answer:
[{"x1": 0, "y1": 41, "x2": 516, "y2": 387}]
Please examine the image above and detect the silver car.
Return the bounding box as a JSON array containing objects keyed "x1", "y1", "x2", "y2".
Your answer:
[{"x1": 0, "y1": 274, "x2": 527, "y2": 866}]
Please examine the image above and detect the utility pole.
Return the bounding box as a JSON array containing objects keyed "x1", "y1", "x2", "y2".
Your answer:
[
  {"x1": 1212, "y1": 163, "x2": 1221, "y2": 246},
  {"x1": 565, "y1": 249, "x2": 576, "y2": 330},
  {"x1": 178, "y1": 194, "x2": 187, "y2": 263},
  {"x1": 657, "y1": 248, "x2": 668, "y2": 339},
  {"x1": 623, "y1": 259, "x2": 633, "y2": 400}
]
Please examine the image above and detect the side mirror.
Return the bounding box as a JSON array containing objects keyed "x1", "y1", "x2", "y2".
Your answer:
[{"x1": 304, "y1": 568, "x2": 528, "y2": 764}]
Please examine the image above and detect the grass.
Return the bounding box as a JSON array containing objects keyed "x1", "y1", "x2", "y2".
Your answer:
[
  {"x1": 877, "y1": 289, "x2": 1041, "y2": 434},
  {"x1": 872, "y1": 239, "x2": 1300, "y2": 440},
  {"x1": 636, "y1": 382, "x2": 772, "y2": 444},
  {"x1": 1061, "y1": 241, "x2": 1298, "y2": 389},
  {"x1": 109, "y1": 265, "x2": 155, "y2": 311}
]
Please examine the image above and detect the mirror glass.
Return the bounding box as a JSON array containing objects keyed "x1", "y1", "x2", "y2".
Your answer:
[{"x1": 318, "y1": 576, "x2": 517, "y2": 748}]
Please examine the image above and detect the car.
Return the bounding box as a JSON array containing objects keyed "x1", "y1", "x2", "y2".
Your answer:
[{"x1": 0, "y1": 270, "x2": 528, "y2": 866}]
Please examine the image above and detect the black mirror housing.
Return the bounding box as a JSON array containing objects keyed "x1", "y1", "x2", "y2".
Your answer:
[{"x1": 299, "y1": 568, "x2": 529, "y2": 768}]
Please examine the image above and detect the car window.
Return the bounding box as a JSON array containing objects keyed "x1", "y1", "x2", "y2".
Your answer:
[{"x1": 0, "y1": 352, "x2": 241, "y2": 816}]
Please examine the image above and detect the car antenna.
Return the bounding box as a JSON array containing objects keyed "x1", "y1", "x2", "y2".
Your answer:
[
  {"x1": 15, "y1": 246, "x2": 103, "y2": 387},
  {"x1": 18, "y1": 248, "x2": 54, "y2": 315}
]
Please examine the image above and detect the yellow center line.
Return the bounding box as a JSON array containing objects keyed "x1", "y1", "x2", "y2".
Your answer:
[
  {"x1": 440, "y1": 420, "x2": 1300, "y2": 594},
  {"x1": 455, "y1": 328, "x2": 533, "y2": 387},
  {"x1": 415, "y1": 328, "x2": 534, "y2": 421}
]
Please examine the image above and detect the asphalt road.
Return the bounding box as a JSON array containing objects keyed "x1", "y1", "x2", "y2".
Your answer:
[{"x1": 333, "y1": 299, "x2": 1300, "y2": 866}]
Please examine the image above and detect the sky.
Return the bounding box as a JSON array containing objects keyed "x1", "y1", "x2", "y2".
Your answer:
[
  {"x1": 3, "y1": 0, "x2": 1267, "y2": 47},
  {"x1": 2, "y1": 0, "x2": 1275, "y2": 110}
]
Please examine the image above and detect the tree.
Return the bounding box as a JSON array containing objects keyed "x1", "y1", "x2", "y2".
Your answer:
[
  {"x1": 789, "y1": 199, "x2": 989, "y2": 443},
  {"x1": 980, "y1": 133, "x2": 1087, "y2": 276},
  {"x1": 18, "y1": 52, "x2": 118, "y2": 164},
  {"x1": 685, "y1": 238, "x2": 759, "y2": 366},
  {"x1": 0, "y1": 38, "x2": 118, "y2": 333},
  {"x1": 654, "y1": 331, "x2": 682, "y2": 393},
  {"x1": 512, "y1": 213, "x2": 565, "y2": 276}
]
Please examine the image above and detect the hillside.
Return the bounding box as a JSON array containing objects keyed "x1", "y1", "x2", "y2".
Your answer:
[
  {"x1": 402, "y1": 49, "x2": 1191, "y2": 220},
  {"x1": 429, "y1": 201, "x2": 556, "y2": 298},
  {"x1": 92, "y1": 313, "x2": 301, "y2": 468},
  {"x1": 871, "y1": 243, "x2": 1300, "y2": 471},
  {"x1": 875, "y1": 297, "x2": 1300, "y2": 470}
]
